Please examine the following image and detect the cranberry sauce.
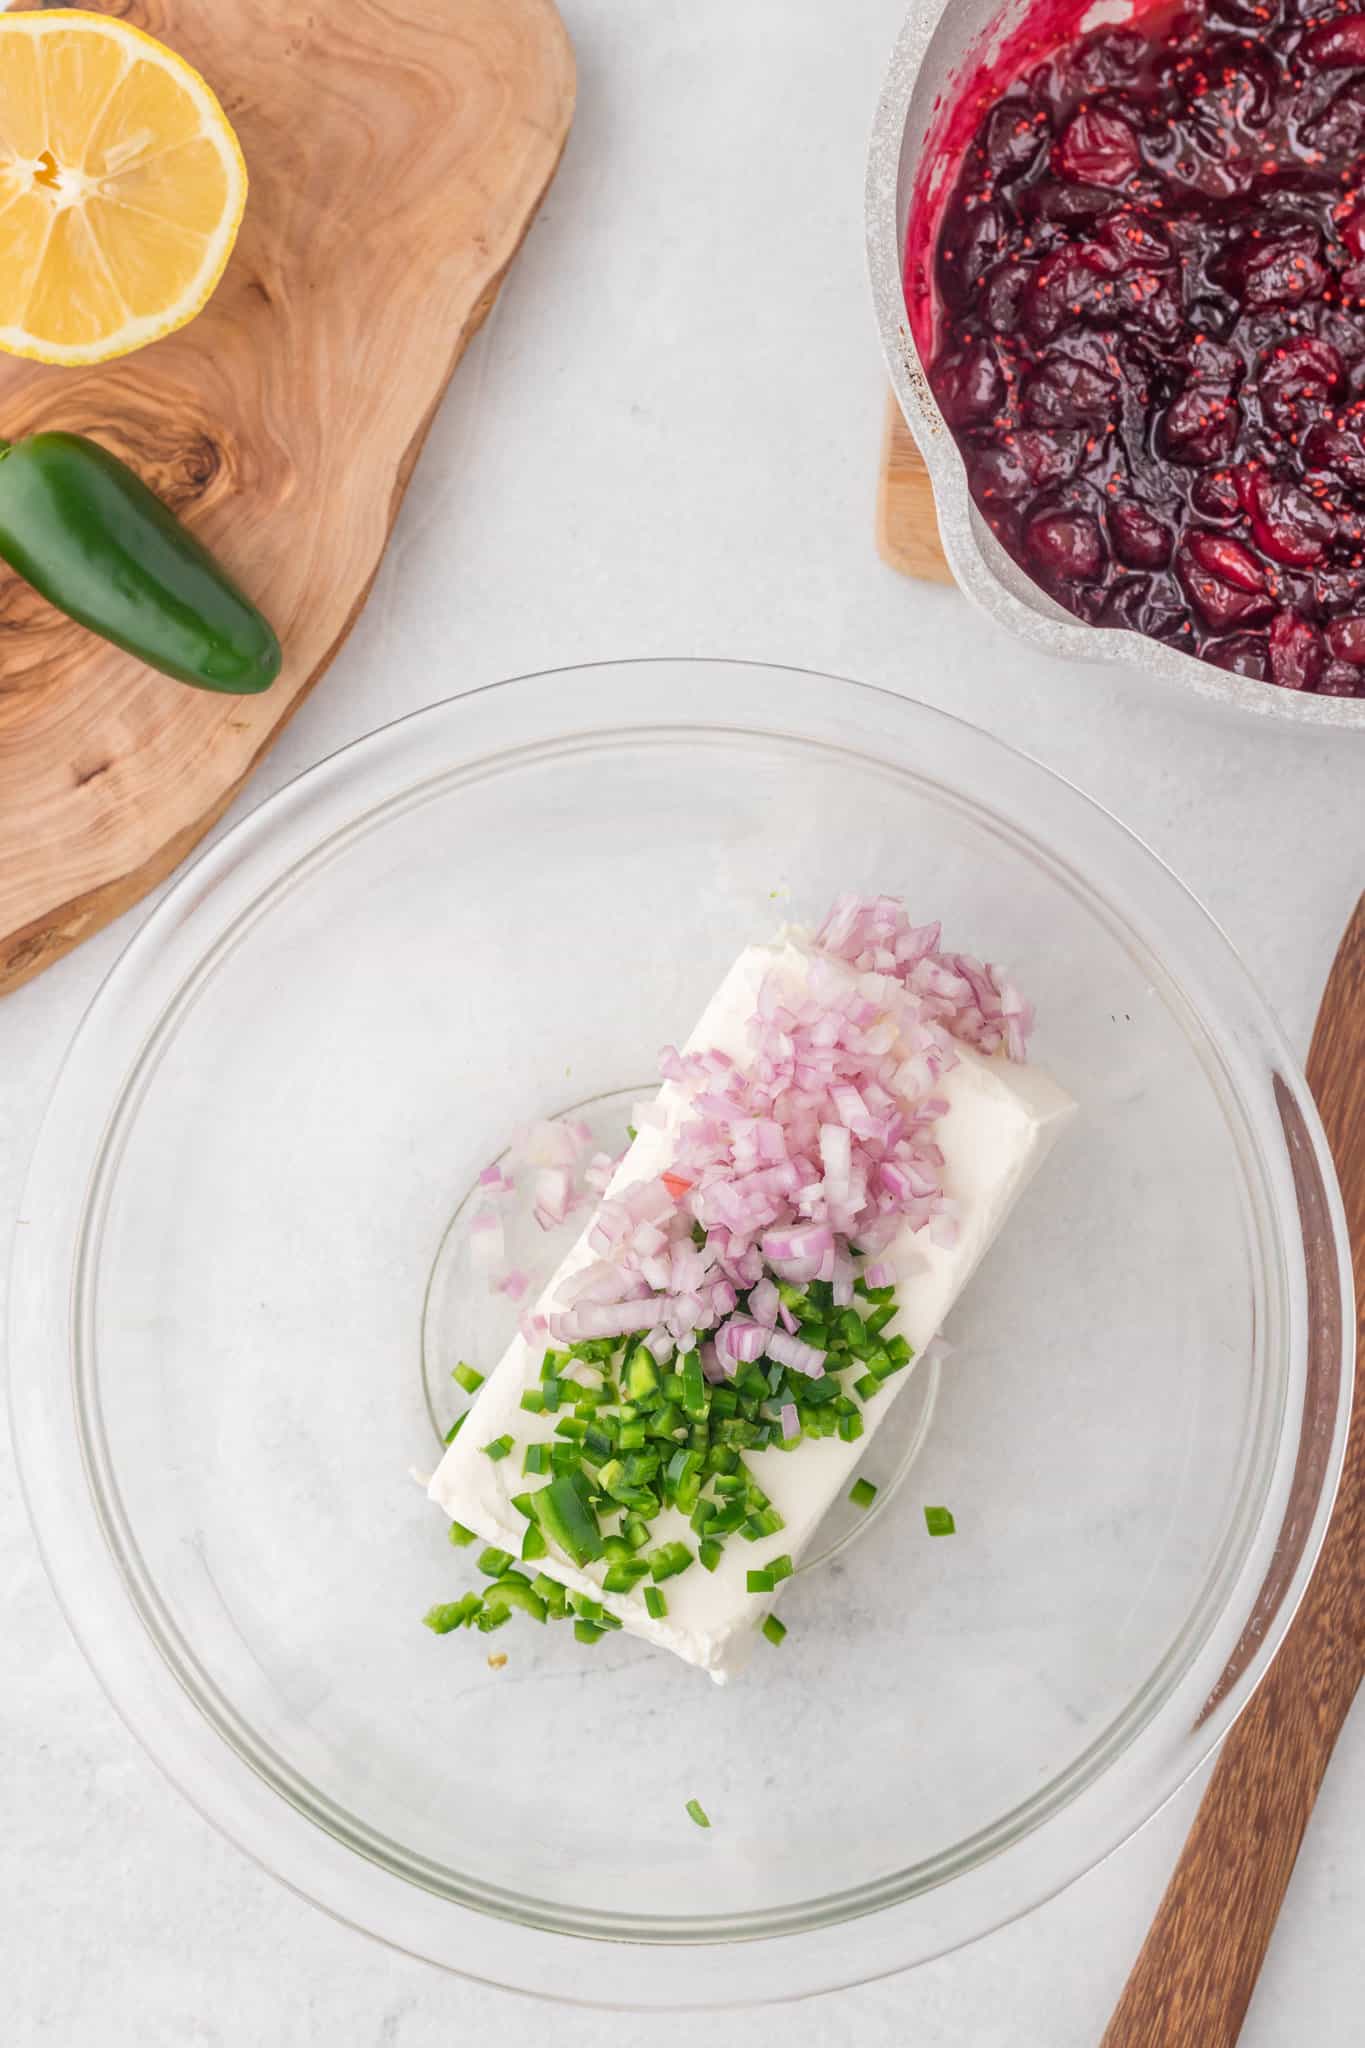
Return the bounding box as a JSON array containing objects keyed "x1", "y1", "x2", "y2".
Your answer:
[{"x1": 924, "y1": 0, "x2": 1365, "y2": 695}]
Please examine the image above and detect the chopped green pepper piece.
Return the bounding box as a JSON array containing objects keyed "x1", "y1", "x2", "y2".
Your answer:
[
  {"x1": 644, "y1": 1585, "x2": 667, "y2": 1620},
  {"x1": 849, "y1": 1477, "x2": 878, "y2": 1511},
  {"x1": 761, "y1": 1614, "x2": 787, "y2": 1646},
  {"x1": 481, "y1": 1434, "x2": 514, "y2": 1462},
  {"x1": 453, "y1": 1361, "x2": 485, "y2": 1395},
  {"x1": 477, "y1": 1546, "x2": 514, "y2": 1579},
  {"x1": 533, "y1": 1474, "x2": 604, "y2": 1567},
  {"x1": 489, "y1": 1576, "x2": 547, "y2": 1622},
  {"x1": 924, "y1": 1505, "x2": 956, "y2": 1536},
  {"x1": 446, "y1": 1519, "x2": 477, "y2": 1549},
  {"x1": 685, "y1": 1798, "x2": 710, "y2": 1829}
]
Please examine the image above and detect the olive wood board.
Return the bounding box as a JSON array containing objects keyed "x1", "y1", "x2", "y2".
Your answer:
[{"x1": 0, "y1": 0, "x2": 575, "y2": 994}]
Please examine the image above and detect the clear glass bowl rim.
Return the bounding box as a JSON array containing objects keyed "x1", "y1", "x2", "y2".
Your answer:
[{"x1": 9, "y1": 659, "x2": 1353, "y2": 2008}]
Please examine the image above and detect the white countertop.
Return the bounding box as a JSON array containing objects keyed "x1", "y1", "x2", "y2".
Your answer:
[{"x1": 3, "y1": 2, "x2": 1362, "y2": 2040}]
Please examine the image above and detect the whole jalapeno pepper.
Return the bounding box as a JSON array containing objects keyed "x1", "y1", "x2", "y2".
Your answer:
[{"x1": 0, "y1": 431, "x2": 281, "y2": 693}]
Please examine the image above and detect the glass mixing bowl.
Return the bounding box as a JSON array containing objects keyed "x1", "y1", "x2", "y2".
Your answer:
[{"x1": 10, "y1": 661, "x2": 1352, "y2": 2006}]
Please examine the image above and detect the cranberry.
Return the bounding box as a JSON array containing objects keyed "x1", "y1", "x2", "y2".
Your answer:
[
  {"x1": 1256, "y1": 336, "x2": 1344, "y2": 433},
  {"x1": 1068, "y1": 30, "x2": 1148, "y2": 90},
  {"x1": 1176, "y1": 531, "x2": 1276, "y2": 627},
  {"x1": 971, "y1": 443, "x2": 1029, "y2": 504},
  {"x1": 1209, "y1": 0, "x2": 1285, "y2": 23},
  {"x1": 972, "y1": 430, "x2": 1082, "y2": 503},
  {"x1": 1303, "y1": 421, "x2": 1365, "y2": 491},
  {"x1": 984, "y1": 100, "x2": 1052, "y2": 181},
  {"x1": 979, "y1": 258, "x2": 1035, "y2": 333},
  {"x1": 1056, "y1": 105, "x2": 1141, "y2": 185},
  {"x1": 1232, "y1": 464, "x2": 1335, "y2": 563},
  {"x1": 1178, "y1": 335, "x2": 1242, "y2": 385},
  {"x1": 1302, "y1": 16, "x2": 1365, "y2": 65},
  {"x1": 934, "y1": 340, "x2": 1005, "y2": 425},
  {"x1": 1025, "y1": 247, "x2": 1118, "y2": 339},
  {"x1": 1192, "y1": 469, "x2": 1242, "y2": 520},
  {"x1": 1302, "y1": 82, "x2": 1365, "y2": 158},
  {"x1": 1226, "y1": 225, "x2": 1328, "y2": 309},
  {"x1": 1162, "y1": 384, "x2": 1242, "y2": 464},
  {"x1": 1094, "y1": 209, "x2": 1172, "y2": 268},
  {"x1": 1024, "y1": 509, "x2": 1106, "y2": 580},
  {"x1": 1339, "y1": 203, "x2": 1365, "y2": 261},
  {"x1": 1269, "y1": 609, "x2": 1325, "y2": 688},
  {"x1": 949, "y1": 200, "x2": 1004, "y2": 290},
  {"x1": 1204, "y1": 632, "x2": 1271, "y2": 678},
  {"x1": 1110, "y1": 498, "x2": 1173, "y2": 566},
  {"x1": 1023, "y1": 354, "x2": 1117, "y2": 427},
  {"x1": 1319, "y1": 660, "x2": 1365, "y2": 693},
  {"x1": 1325, "y1": 613, "x2": 1365, "y2": 660}
]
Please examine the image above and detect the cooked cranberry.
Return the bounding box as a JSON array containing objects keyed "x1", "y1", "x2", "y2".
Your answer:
[
  {"x1": 1178, "y1": 335, "x2": 1242, "y2": 384},
  {"x1": 1233, "y1": 464, "x2": 1335, "y2": 563},
  {"x1": 1326, "y1": 613, "x2": 1365, "y2": 660},
  {"x1": 934, "y1": 340, "x2": 1005, "y2": 425},
  {"x1": 1068, "y1": 30, "x2": 1148, "y2": 90},
  {"x1": 1025, "y1": 510, "x2": 1106, "y2": 580},
  {"x1": 1110, "y1": 499, "x2": 1173, "y2": 566},
  {"x1": 1177, "y1": 532, "x2": 1276, "y2": 627},
  {"x1": 1302, "y1": 16, "x2": 1365, "y2": 65},
  {"x1": 984, "y1": 100, "x2": 1052, "y2": 181},
  {"x1": 1303, "y1": 421, "x2": 1365, "y2": 491},
  {"x1": 979, "y1": 258, "x2": 1035, "y2": 333},
  {"x1": 1269, "y1": 609, "x2": 1325, "y2": 688},
  {"x1": 1094, "y1": 210, "x2": 1173, "y2": 268},
  {"x1": 1319, "y1": 659, "x2": 1365, "y2": 692},
  {"x1": 1162, "y1": 384, "x2": 1242, "y2": 464},
  {"x1": 1339, "y1": 203, "x2": 1365, "y2": 261},
  {"x1": 1204, "y1": 632, "x2": 1271, "y2": 678},
  {"x1": 1209, "y1": 0, "x2": 1285, "y2": 23},
  {"x1": 949, "y1": 200, "x2": 1004, "y2": 290},
  {"x1": 1056, "y1": 105, "x2": 1142, "y2": 185},
  {"x1": 973, "y1": 430, "x2": 1084, "y2": 504},
  {"x1": 1023, "y1": 354, "x2": 1117, "y2": 427},
  {"x1": 1302, "y1": 82, "x2": 1365, "y2": 158},
  {"x1": 1192, "y1": 469, "x2": 1242, "y2": 520},
  {"x1": 1226, "y1": 225, "x2": 1328, "y2": 308},
  {"x1": 1256, "y1": 336, "x2": 1344, "y2": 433},
  {"x1": 971, "y1": 444, "x2": 1029, "y2": 503},
  {"x1": 1025, "y1": 247, "x2": 1118, "y2": 339}
]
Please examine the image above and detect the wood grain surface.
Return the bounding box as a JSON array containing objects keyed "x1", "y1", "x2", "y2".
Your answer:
[
  {"x1": 876, "y1": 394, "x2": 952, "y2": 585},
  {"x1": 0, "y1": 0, "x2": 574, "y2": 994},
  {"x1": 1101, "y1": 896, "x2": 1365, "y2": 2048}
]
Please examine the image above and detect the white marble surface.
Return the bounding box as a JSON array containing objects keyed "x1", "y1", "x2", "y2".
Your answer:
[{"x1": 3, "y1": 1, "x2": 1363, "y2": 2040}]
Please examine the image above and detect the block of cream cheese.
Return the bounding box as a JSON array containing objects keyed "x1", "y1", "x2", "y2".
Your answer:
[{"x1": 429, "y1": 934, "x2": 1075, "y2": 1678}]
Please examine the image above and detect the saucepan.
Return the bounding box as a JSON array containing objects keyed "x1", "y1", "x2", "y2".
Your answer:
[{"x1": 866, "y1": 0, "x2": 1365, "y2": 728}]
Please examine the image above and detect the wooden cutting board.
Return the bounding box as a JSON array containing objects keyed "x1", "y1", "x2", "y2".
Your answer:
[
  {"x1": 877, "y1": 395, "x2": 953, "y2": 585},
  {"x1": 0, "y1": 0, "x2": 574, "y2": 995}
]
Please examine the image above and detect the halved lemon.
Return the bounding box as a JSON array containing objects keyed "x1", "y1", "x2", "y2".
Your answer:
[{"x1": 0, "y1": 9, "x2": 246, "y2": 365}]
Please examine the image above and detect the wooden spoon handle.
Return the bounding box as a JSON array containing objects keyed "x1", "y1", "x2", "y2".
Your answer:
[
  {"x1": 1099, "y1": 1621, "x2": 1356, "y2": 2048},
  {"x1": 1102, "y1": 896, "x2": 1365, "y2": 2048}
]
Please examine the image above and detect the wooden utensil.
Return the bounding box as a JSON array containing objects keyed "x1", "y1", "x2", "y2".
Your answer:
[
  {"x1": 1102, "y1": 897, "x2": 1365, "y2": 2048},
  {"x1": 877, "y1": 396, "x2": 952, "y2": 585},
  {"x1": 0, "y1": 0, "x2": 574, "y2": 995}
]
